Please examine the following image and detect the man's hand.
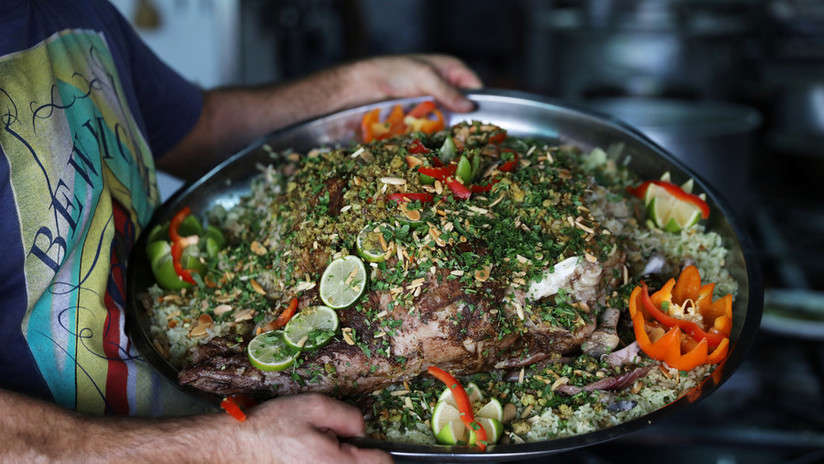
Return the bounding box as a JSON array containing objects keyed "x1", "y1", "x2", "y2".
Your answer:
[
  {"x1": 342, "y1": 54, "x2": 482, "y2": 113},
  {"x1": 232, "y1": 394, "x2": 392, "y2": 464},
  {"x1": 0, "y1": 389, "x2": 391, "y2": 463},
  {"x1": 159, "y1": 54, "x2": 482, "y2": 178}
]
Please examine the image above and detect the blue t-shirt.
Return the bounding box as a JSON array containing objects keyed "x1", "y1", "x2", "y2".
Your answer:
[{"x1": 0, "y1": 0, "x2": 208, "y2": 415}]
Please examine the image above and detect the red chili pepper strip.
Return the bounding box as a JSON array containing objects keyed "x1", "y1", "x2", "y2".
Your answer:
[
  {"x1": 445, "y1": 178, "x2": 472, "y2": 200},
  {"x1": 387, "y1": 193, "x2": 434, "y2": 203},
  {"x1": 271, "y1": 298, "x2": 299, "y2": 331},
  {"x1": 628, "y1": 180, "x2": 710, "y2": 219},
  {"x1": 408, "y1": 139, "x2": 430, "y2": 155},
  {"x1": 220, "y1": 396, "x2": 247, "y2": 422},
  {"x1": 408, "y1": 100, "x2": 437, "y2": 118},
  {"x1": 427, "y1": 366, "x2": 488, "y2": 451},
  {"x1": 471, "y1": 178, "x2": 501, "y2": 193},
  {"x1": 418, "y1": 164, "x2": 457, "y2": 181},
  {"x1": 640, "y1": 282, "x2": 726, "y2": 348}
]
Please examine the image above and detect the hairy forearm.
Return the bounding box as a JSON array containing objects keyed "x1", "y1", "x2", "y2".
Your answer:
[
  {"x1": 156, "y1": 63, "x2": 367, "y2": 179},
  {"x1": 0, "y1": 390, "x2": 234, "y2": 463}
]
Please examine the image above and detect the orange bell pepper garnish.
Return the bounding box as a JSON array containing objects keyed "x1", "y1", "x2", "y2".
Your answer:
[
  {"x1": 360, "y1": 108, "x2": 381, "y2": 143},
  {"x1": 360, "y1": 102, "x2": 445, "y2": 143},
  {"x1": 629, "y1": 266, "x2": 733, "y2": 371},
  {"x1": 427, "y1": 366, "x2": 488, "y2": 451}
]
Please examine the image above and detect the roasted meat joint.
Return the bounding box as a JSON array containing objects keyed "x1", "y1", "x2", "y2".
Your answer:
[{"x1": 144, "y1": 111, "x2": 737, "y2": 446}]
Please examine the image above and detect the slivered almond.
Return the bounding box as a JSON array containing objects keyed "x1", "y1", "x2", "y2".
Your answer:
[
  {"x1": 474, "y1": 264, "x2": 492, "y2": 282},
  {"x1": 514, "y1": 301, "x2": 525, "y2": 320},
  {"x1": 380, "y1": 177, "x2": 406, "y2": 185},
  {"x1": 340, "y1": 205, "x2": 352, "y2": 213},
  {"x1": 402, "y1": 205, "x2": 421, "y2": 221},
  {"x1": 390, "y1": 390, "x2": 410, "y2": 397},
  {"x1": 585, "y1": 252, "x2": 598, "y2": 263},
  {"x1": 250, "y1": 241, "x2": 268, "y2": 256},
  {"x1": 551, "y1": 376, "x2": 569, "y2": 391},
  {"x1": 214, "y1": 304, "x2": 233, "y2": 316},
  {"x1": 250, "y1": 279, "x2": 267, "y2": 295},
  {"x1": 518, "y1": 368, "x2": 525, "y2": 384},
  {"x1": 342, "y1": 328, "x2": 355, "y2": 345},
  {"x1": 575, "y1": 221, "x2": 595, "y2": 234},
  {"x1": 405, "y1": 156, "x2": 423, "y2": 168},
  {"x1": 434, "y1": 180, "x2": 443, "y2": 195},
  {"x1": 490, "y1": 194, "x2": 505, "y2": 207},
  {"x1": 520, "y1": 404, "x2": 534, "y2": 419},
  {"x1": 295, "y1": 281, "x2": 316, "y2": 292},
  {"x1": 234, "y1": 308, "x2": 255, "y2": 322}
]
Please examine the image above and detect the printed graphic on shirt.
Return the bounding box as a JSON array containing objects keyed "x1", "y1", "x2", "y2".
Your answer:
[{"x1": 0, "y1": 29, "x2": 173, "y2": 414}]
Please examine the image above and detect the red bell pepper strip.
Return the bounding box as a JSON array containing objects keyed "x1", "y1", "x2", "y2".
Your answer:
[
  {"x1": 445, "y1": 178, "x2": 472, "y2": 200},
  {"x1": 427, "y1": 366, "x2": 488, "y2": 451},
  {"x1": 488, "y1": 130, "x2": 507, "y2": 145},
  {"x1": 408, "y1": 139, "x2": 431, "y2": 155},
  {"x1": 271, "y1": 298, "x2": 299, "y2": 331},
  {"x1": 639, "y1": 282, "x2": 726, "y2": 348},
  {"x1": 408, "y1": 100, "x2": 437, "y2": 118},
  {"x1": 499, "y1": 149, "x2": 519, "y2": 172},
  {"x1": 169, "y1": 207, "x2": 197, "y2": 285},
  {"x1": 628, "y1": 180, "x2": 710, "y2": 219},
  {"x1": 220, "y1": 396, "x2": 247, "y2": 422},
  {"x1": 387, "y1": 193, "x2": 434, "y2": 204},
  {"x1": 470, "y1": 178, "x2": 501, "y2": 193},
  {"x1": 418, "y1": 164, "x2": 457, "y2": 181}
]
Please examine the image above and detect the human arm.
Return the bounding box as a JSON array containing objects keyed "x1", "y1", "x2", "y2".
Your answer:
[
  {"x1": 155, "y1": 54, "x2": 482, "y2": 179},
  {"x1": 0, "y1": 390, "x2": 391, "y2": 464}
]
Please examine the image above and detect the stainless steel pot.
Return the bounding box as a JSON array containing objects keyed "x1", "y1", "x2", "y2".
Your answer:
[{"x1": 125, "y1": 89, "x2": 763, "y2": 462}]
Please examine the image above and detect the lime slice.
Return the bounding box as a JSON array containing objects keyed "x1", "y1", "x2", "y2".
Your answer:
[
  {"x1": 319, "y1": 256, "x2": 368, "y2": 309},
  {"x1": 283, "y1": 305, "x2": 340, "y2": 350},
  {"x1": 438, "y1": 382, "x2": 484, "y2": 407},
  {"x1": 645, "y1": 183, "x2": 702, "y2": 232},
  {"x1": 356, "y1": 224, "x2": 390, "y2": 263},
  {"x1": 467, "y1": 417, "x2": 503, "y2": 445},
  {"x1": 247, "y1": 330, "x2": 300, "y2": 371}
]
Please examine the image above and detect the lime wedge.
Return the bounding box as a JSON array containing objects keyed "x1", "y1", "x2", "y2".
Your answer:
[
  {"x1": 284, "y1": 305, "x2": 339, "y2": 350},
  {"x1": 356, "y1": 224, "x2": 390, "y2": 263},
  {"x1": 438, "y1": 382, "x2": 484, "y2": 407},
  {"x1": 645, "y1": 183, "x2": 702, "y2": 232},
  {"x1": 247, "y1": 330, "x2": 300, "y2": 371},
  {"x1": 476, "y1": 398, "x2": 503, "y2": 422},
  {"x1": 435, "y1": 418, "x2": 467, "y2": 445},
  {"x1": 468, "y1": 417, "x2": 503, "y2": 446},
  {"x1": 319, "y1": 256, "x2": 368, "y2": 309},
  {"x1": 431, "y1": 397, "x2": 504, "y2": 446},
  {"x1": 432, "y1": 401, "x2": 467, "y2": 444}
]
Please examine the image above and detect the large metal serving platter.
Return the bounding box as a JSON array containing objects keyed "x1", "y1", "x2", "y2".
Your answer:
[{"x1": 126, "y1": 89, "x2": 763, "y2": 461}]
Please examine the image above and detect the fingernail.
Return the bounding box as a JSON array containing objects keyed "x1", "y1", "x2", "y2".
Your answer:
[{"x1": 454, "y1": 98, "x2": 475, "y2": 113}]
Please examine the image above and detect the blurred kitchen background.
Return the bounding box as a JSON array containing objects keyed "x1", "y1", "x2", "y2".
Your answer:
[{"x1": 114, "y1": 0, "x2": 823, "y2": 462}]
